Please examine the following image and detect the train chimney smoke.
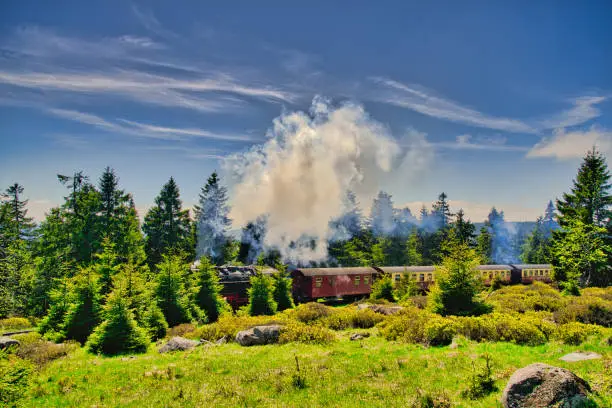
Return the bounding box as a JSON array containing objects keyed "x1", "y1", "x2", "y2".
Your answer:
[{"x1": 224, "y1": 96, "x2": 430, "y2": 263}]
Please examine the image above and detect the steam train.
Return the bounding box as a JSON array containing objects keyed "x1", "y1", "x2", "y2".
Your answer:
[{"x1": 201, "y1": 262, "x2": 552, "y2": 307}]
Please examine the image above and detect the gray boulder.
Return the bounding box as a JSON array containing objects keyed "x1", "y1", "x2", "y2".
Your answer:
[
  {"x1": 349, "y1": 332, "x2": 370, "y2": 341},
  {"x1": 357, "y1": 303, "x2": 403, "y2": 315},
  {"x1": 158, "y1": 336, "x2": 199, "y2": 353},
  {"x1": 559, "y1": 352, "x2": 602, "y2": 362},
  {"x1": 235, "y1": 325, "x2": 282, "y2": 346},
  {"x1": 502, "y1": 363, "x2": 591, "y2": 408},
  {"x1": 0, "y1": 336, "x2": 20, "y2": 350}
]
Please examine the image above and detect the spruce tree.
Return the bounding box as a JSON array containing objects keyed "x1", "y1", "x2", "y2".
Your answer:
[
  {"x1": 194, "y1": 172, "x2": 231, "y2": 265},
  {"x1": 369, "y1": 191, "x2": 395, "y2": 237},
  {"x1": 194, "y1": 256, "x2": 227, "y2": 322},
  {"x1": 428, "y1": 240, "x2": 488, "y2": 316},
  {"x1": 432, "y1": 192, "x2": 453, "y2": 229},
  {"x1": 95, "y1": 238, "x2": 120, "y2": 299},
  {"x1": 553, "y1": 148, "x2": 612, "y2": 287},
  {"x1": 271, "y1": 265, "x2": 294, "y2": 311},
  {"x1": 476, "y1": 226, "x2": 492, "y2": 264},
  {"x1": 62, "y1": 268, "x2": 102, "y2": 344},
  {"x1": 370, "y1": 275, "x2": 395, "y2": 302},
  {"x1": 452, "y1": 209, "x2": 476, "y2": 246},
  {"x1": 86, "y1": 291, "x2": 150, "y2": 355},
  {"x1": 406, "y1": 229, "x2": 423, "y2": 266},
  {"x1": 143, "y1": 178, "x2": 193, "y2": 268},
  {"x1": 248, "y1": 273, "x2": 277, "y2": 316},
  {"x1": 2, "y1": 183, "x2": 35, "y2": 240},
  {"x1": 154, "y1": 255, "x2": 194, "y2": 327},
  {"x1": 521, "y1": 217, "x2": 552, "y2": 264}
]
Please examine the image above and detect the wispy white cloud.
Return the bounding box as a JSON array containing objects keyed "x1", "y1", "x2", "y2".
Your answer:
[
  {"x1": 372, "y1": 77, "x2": 537, "y2": 133},
  {"x1": 372, "y1": 77, "x2": 606, "y2": 134},
  {"x1": 537, "y1": 96, "x2": 607, "y2": 129},
  {"x1": 431, "y1": 133, "x2": 529, "y2": 152},
  {"x1": 0, "y1": 26, "x2": 297, "y2": 115},
  {"x1": 131, "y1": 5, "x2": 179, "y2": 39},
  {"x1": 46, "y1": 108, "x2": 255, "y2": 142},
  {"x1": 527, "y1": 126, "x2": 612, "y2": 160}
]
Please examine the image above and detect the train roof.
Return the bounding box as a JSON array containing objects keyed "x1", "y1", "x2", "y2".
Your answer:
[
  {"x1": 293, "y1": 267, "x2": 376, "y2": 277},
  {"x1": 511, "y1": 264, "x2": 552, "y2": 269},
  {"x1": 376, "y1": 266, "x2": 435, "y2": 273},
  {"x1": 476, "y1": 265, "x2": 513, "y2": 270}
]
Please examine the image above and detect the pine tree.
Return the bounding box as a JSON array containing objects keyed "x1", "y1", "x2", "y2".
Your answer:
[
  {"x1": 369, "y1": 191, "x2": 395, "y2": 237},
  {"x1": 95, "y1": 238, "x2": 121, "y2": 299},
  {"x1": 86, "y1": 291, "x2": 150, "y2": 355},
  {"x1": 142, "y1": 302, "x2": 168, "y2": 341},
  {"x1": 194, "y1": 172, "x2": 231, "y2": 265},
  {"x1": 143, "y1": 178, "x2": 193, "y2": 268},
  {"x1": 542, "y1": 200, "x2": 559, "y2": 236},
  {"x1": 194, "y1": 256, "x2": 227, "y2": 322},
  {"x1": 38, "y1": 278, "x2": 73, "y2": 340},
  {"x1": 370, "y1": 275, "x2": 395, "y2": 302},
  {"x1": 271, "y1": 265, "x2": 294, "y2": 311},
  {"x1": 238, "y1": 216, "x2": 267, "y2": 264},
  {"x1": 476, "y1": 227, "x2": 492, "y2": 264},
  {"x1": 248, "y1": 273, "x2": 277, "y2": 316},
  {"x1": 62, "y1": 268, "x2": 102, "y2": 344},
  {"x1": 552, "y1": 219, "x2": 610, "y2": 292},
  {"x1": 1, "y1": 183, "x2": 35, "y2": 240},
  {"x1": 521, "y1": 217, "x2": 552, "y2": 264},
  {"x1": 452, "y1": 209, "x2": 476, "y2": 246},
  {"x1": 394, "y1": 272, "x2": 420, "y2": 300},
  {"x1": 428, "y1": 240, "x2": 488, "y2": 316},
  {"x1": 553, "y1": 148, "x2": 611, "y2": 287},
  {"x1": 154, "y1": 255, "x2": 194, "y2": 327},
  {"x1": 432, "y1": 192, "x2": 453, "y2": 229},
  {"x1": 406, "y1": 229, "x2": 423, "y2": 266}
]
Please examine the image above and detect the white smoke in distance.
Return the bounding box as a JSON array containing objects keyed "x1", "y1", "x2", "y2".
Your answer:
[{"x1": 224, "y1": 96, "x2": 432, "y2": 263}]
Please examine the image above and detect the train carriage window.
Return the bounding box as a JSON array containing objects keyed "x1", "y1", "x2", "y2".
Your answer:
[
  {"x1": 330, "y1": 277, "x2": 335, "y2": 286},
  {"x1": 411, "y1": 274, "x2": 417, "y2": 280},
  {"x1": 427, "y1": 273, "x2": 432, "y2": 281},
  {"x1": 395, "y1": 274, "x2": 401, "y2": 282},
  {"x1": 354, "y1": 276, "x2": 361, "y2": 286},
  {"x1": 315, "y1": 277, "x2": 323, "y2": 288},
  {"x1": 364, "y1": 276, "x2": 370, "y2": 285},
  {"x1": 419, "y1": 274, "x2": 425, "y2": 282}
]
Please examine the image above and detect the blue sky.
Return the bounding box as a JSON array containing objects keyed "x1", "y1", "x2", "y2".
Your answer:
[{"x1": 1, "y1": 1, "x2": 611, "y2": 223}]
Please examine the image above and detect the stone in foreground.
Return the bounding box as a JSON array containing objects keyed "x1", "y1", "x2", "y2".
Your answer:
[
  {"x1": 158, "y1": 336, "x2": 199, "y2": 353},
  {"x1": 559, "y1": 352, "x2": 602, "y2": 362},
  {"x1": 235, "y1": 325, "x2": 282, "y2": 346},
  {"x1": 0, "y1": 336, "x2": 20, "y2": 350},
  {"x1": 357, "y1": 303, "x2": 403, "y2": 315},
  {"x1": 502, "y1": 363, "x2": 591, "y2": 408}
]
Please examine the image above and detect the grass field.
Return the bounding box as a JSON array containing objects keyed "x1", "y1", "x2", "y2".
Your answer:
[{"x1": 19, "y1": 329, "x2": 611, "y2": 408}]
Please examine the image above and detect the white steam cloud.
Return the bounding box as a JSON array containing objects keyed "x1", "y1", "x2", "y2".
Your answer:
[{"x1": 224, "y1": 97, "x2": 431, "y2": 262}]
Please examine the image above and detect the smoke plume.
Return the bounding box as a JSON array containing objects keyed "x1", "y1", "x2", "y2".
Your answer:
[{"x1": 224, "y1": 97, "x2": 430, "y2": 263}]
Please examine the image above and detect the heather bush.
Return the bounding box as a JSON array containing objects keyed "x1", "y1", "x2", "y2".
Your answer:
[
  {"x1": 278, "y1": 322, "x2": 335, "y2": 344},
  {"x1": 554, "y1": 295, "x2": 611, "y2": 327},
  {"x1": 167, "y1": 323, "x2": 196, "y2": 338},
  {"x1": 291, "y1": 302, "x2": 332, "y2": 323},
  {"x1": 555, "y1": 322, "x2": 601, "y2": 345},
  {"x1": 13, "y1": 333, "x2": 78, "y2": 368},
  {"x1": 489, "y1": 282, "x2": 565, "y2": 313},
  {"x1": 0, "y1": 317, "x2": 31, "y2": 332},
  {"x1": 321, "y1": 308, "x2": 384, "y2": 330}
]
